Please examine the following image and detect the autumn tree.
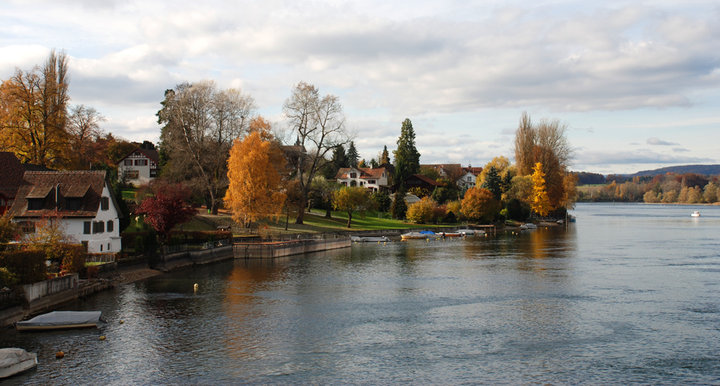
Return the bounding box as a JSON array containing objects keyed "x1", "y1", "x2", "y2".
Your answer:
[
  {"x1": 379, "y1": 145, "x2": 390, "y2": 165},
  {"x1": 135, "y1": 182, "x2": 196, "y2": 244},
  {"x1": 158, "y1": 81, "x2": 255, "y2": 214},
  {"x1": 66, "y1": 105, "x2": 106, "y2": 169},
  {"x1": 531, "y1": 162, "x2": 551, "y2": 217},
  {"x1": 332, "y1": 186, "x2": 372, "y2": 228},
  {"x1": 513, "y1": 112, "x2": 573, "y2": 211},
  {"x1": 310, "y1": 176, "x2": 338, "y2": 218},
  {"x1": 225, "y1": 130, "x2": 287, "y2": 228},
  {"x1": 283, "y1": 82, "x2": 348, "y2": 224},
  {"x1": 406, "y1": 196, "x2": 437, "y2": 224},
  {"x1": 393, "y1": 118, "x2": 421, "y2": 190},
  {"x1": 461, "y1": 187, "x2": 500, "y2": 223},
  {"x1": 0, "y1": 50, "x2": 69, "y2": 168}
]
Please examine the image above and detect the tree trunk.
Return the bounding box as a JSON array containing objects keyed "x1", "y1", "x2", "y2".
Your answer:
[
  {"x1": 347, "y1": 212, "x2": 352, "y2": 228},
  {"x1": 295, "y1": 195, "x2": 306, "y2": 224},
  {"x1": 325, "y1": 207, "x2": 332, "y2": 218}
]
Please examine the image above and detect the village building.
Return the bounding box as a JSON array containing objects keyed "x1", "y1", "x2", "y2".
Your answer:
[
  {"x1": 335, "y1": 167, "x2": 390, "y2": 192},
  {"x1": 458, "y1": 166, "x2": 483, "y2": 189},
  {"x1": 117, "y1": 147, "x2": 159, "y2": 186},
  {"x1": 8, "y1": 170, "x2": 123, "y2": 254}
]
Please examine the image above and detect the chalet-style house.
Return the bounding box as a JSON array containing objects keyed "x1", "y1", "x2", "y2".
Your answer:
[
  {"x1": 404, "y1": 174, "x2": 443, "y2": 193},
  {"x1": 9, "y1": 170, "x2": 122, "y2": 254},
  {"x1": 118, "y1": 147, "x2": 159, "y2": 186},
  {"x1": 458, "y1": 166, "x2": 483, "y2": 189},
  {"x1": 336, "y1": 167, "x2": 390, "y2": 192}
]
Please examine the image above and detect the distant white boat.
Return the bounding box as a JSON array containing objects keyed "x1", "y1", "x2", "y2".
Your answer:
[
  {"x1": 351, "y1": 235, "x2": 390, "y2": 242},
  {"x1": 520, "y1": 223, "x2": 537, "y2": 230},
  {"x1": 0, "y1": 348, "x2": 37, "y2": 378},
  {"x1": 691, "y1": 211, "x2": 701, "y2": 217}
]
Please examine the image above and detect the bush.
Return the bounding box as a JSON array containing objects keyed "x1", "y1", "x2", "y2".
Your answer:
[
  {"x1": 60, "y1": 244, "x2": 87, "y2": 274},
  {"x1": 0, "y1": 249, "x2": 46, "y2": 284},
  {"x1": 0, "y1": 267, "x2": 18, "y2": 287},
  {"x1": 406, "y1": 197, "x2": 437, "y2": 224},
  {"x1": 390, "y1": 190, "x2": 408, "y2": 220},
  {"x1": 371, "y1": 191, "x2": 392, "y2": 213},
  {"x1": 432, "y1": 205, "x2": 447, "y2": 224},
  {"x1": 445, "y1": 200, "x2": 463, "y2": 221}
]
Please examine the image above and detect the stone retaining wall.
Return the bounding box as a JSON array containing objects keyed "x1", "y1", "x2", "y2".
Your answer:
[{"x1": 233, "y1": 238, "x2": 351, "y2": 259}]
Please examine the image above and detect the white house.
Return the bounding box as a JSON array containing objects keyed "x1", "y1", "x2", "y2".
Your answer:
[
  {"x1": 9, "y1": 170, "x2": 123, "y2": 254},
  {"x1": 457, "y1": 167, "x2": 483, "y2": 189},
  {"x1": 336, "y1": 167, "x2": 390, "y2": 192},
  {"x1": 118, "y1": 147, "x2": 159, "y2": 186}
]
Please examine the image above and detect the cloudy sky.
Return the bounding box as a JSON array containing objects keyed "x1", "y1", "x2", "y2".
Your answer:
[{"x1": 2, "y1": 0, "x2": 719, "y2": 174}]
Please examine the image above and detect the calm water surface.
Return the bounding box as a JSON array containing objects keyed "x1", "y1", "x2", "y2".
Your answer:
[{"x1": 2, "y1": 203, "x2": 720, "y2": 384}]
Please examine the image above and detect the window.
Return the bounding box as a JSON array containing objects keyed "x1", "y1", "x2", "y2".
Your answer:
[
  {"x1": 368, "y1": 180, "x2": 376, "y2": 184},
  {"x1": 93, "y1": 221, "x2": 104, "y2": 234},
  {"x1": 350, "y1": 172, "x2": 357, "y2": 178},
  {"x1": 100, "y1": 244, "x2": 103, "y2": 252},
  {"x1": 83, "y1": 221, "x2": 91, "y2": 234},
  {"x1": 20, "y1": 221, "x2": 35, "y2": 234},
  {"x1": 124, "y1": 159, "x2": 133, "y2": 166},
  {"x1": 107, "y1": 220, "x2": 114, "y2": 232},
  {"x1": 150, "y1": 169, "x2": 158, "y2": 177},
  {"x1": 66, "y1": 198, "x2": 82, "y2": 211},
  {"x1": 101, "y1": 197, "x2": 109, "y2": 211},
  {"x1": 27, "y1": 199, "x2": 44, "y2": 210},
  {"x1": 134, "y1": 159, "x2": 148, "y2": 166},
  {"x1": 107, "y1": 243, "x2": 111, "y2": 251}
]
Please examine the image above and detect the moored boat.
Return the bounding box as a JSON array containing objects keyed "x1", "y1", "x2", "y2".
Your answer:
[
  {"x1": 455, "y1": 229, "x2": 485, "y2": 236},
  {"x1": 401, "y1": 231, "x2": 436, "y2": 240},
  {"x1": 351, "y1": 235, "x2": 391, "y2": 242},
  {"x1": 691, "y1": 211, "x2": 701, "y2": 217},
  {"x1": 0, "y1": 348, "x2": 38, "y2": 378},
  {"x1": 16, "y1": 311, "x2": 103, "y2": 331}
]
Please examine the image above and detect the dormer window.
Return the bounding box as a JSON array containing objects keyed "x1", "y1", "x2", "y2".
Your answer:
[
  {"x1": 350, "y1": 172, "x2": 357, "y2": 178},
  {"x1": 27, "y1": 198, "x2": 44, "y2": 210},
  {"x1": 66, "y1": 198, "x2": 82, "y2": 211}
]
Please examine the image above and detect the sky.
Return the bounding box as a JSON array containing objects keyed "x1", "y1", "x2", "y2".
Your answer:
[{"x1": 1, "y1": 0, "x2": 719, "y2": 175}]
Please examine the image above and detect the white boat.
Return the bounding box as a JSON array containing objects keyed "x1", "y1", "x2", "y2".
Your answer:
[
  {"x1": 401, "y1": 231, "x2": 437, "y2": 240},
  {"x1": 0, "y1": 348, "x2": 38, "y2": 378},
  {"x1": 519, "y1": 223, "x2": 537, "y2": 230},
  {"x1": 16, "y1": 311, "x2": 103, "y2": 331},
  {"x1": 455, "y1": 229, "x2": 485, "y2": 236},
  {"x1": 351, "y1": 235, "x2": 390, "y2": 242},
  {"x1": 691, "y1": 211, "x2": 701, "y2": 217}
]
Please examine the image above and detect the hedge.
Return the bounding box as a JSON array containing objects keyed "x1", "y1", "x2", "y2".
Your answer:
[{"x1": 0, "y1": 249, "x2": 46, "y2": 285}]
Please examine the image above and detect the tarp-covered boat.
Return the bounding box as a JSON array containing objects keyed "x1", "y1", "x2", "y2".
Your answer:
[
  {"x1": 0, "y1": 348, "x2": 38, "y2": 378},
  {"x1": 16, "y1": 311, "x2": 102, "y2": 331},
  {"x1": 351, "y1": 236, "x2": 391, "y2": 242}
]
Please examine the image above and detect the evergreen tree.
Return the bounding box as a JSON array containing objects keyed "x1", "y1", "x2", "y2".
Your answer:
[
  {"x1": 482, "y1": 166, "x2": 502, "y2": 200},
  {"x1": 390, "y1": 188, "x2": 408, "y2": 219},
  {"x1": 379, "y1": 145, "x2": 390, "y2": 165},
  {"x1": 322, "y1": 145, "x2": 349, "y2": 179},
  {"x1": 346, "y1": 141, "x2": 359, "y2": 167},
  {"x1": 369, "y1": 158, "x2": 378, "y2": 168},
  {"x1": 393, "y1": 118, "x2": 420, "y2": 190}
]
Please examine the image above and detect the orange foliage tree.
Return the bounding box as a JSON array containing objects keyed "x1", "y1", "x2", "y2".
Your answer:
[
  {"x1": 531, "y1": 162, "x2": 551, "y2": 217},
  {"x1": 224, "y1": 130, "x2": 287, "y2": 228},
  {"x1": 461, "y1": 187, "x2": 500, "y2": 223}
]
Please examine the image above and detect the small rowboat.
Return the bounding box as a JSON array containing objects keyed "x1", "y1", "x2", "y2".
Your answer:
[
  {"x1": 0, "y1": 348, "x2": 38, "y2": 378},
  {"x1": 16, "y1": 311, "x2": 102, "y2": 331}
]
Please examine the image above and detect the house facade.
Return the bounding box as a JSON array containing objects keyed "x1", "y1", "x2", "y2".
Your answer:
[
  {"x1": 336, "y1": 167, "x2": 389, "y2": 192},
  {"x1": 457, "y1": 167, "x2": 483, "y2": 189},
  {"x1": 118, "y1": 147, "x2": 159, "y2": 186},
  {"x1": 9, "y1": 170, "x2": 122, "y2": 253}
]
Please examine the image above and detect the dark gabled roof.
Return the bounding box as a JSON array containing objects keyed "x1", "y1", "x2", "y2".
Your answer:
[
  {"x1": 120, "y1": 147, "x2": 159, "y2": 162},
  {"x1": 407, "y1": 173, "x2": 443, "y2": 187},
  {"x1": 9, "y1": 170, "x2": 110, "y2": 218},
  {"x1": 0, "y1": 152, "x2": 27, "y2": 199}
]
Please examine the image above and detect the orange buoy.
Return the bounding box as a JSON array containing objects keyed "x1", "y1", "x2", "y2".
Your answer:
[{"x1": 56, "y1": 351, "x2": 65, "y2": 359}]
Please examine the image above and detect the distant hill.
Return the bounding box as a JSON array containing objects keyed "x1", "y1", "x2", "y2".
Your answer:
[
  {"x1": 574, "y1": 164, "x2": 720, "y2": 185},
  {"x1": 627, "y1": 164, "x2": 720, "y2": 178}
]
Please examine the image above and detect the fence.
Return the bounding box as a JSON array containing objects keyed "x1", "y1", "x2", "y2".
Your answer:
[
  {"x1": 86, "y1": 253, "x2": 116, "y2": 264},
  {"x1": 21, "y1": 274, "x2": 79, "y2": 304}
]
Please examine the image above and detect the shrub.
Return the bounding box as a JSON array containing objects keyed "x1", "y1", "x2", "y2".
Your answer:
[
  {"x1": 445, "y1": 200, "x2": 463, "y2": 221},
  {"x1": 406, "y1": 197, "x2": 437, "y2": 224},
  {"x1": 0, "y1": 267, "x2": 18, "y2": 287},
  {"x1": 432, "y1": 205, "x2": 447, "y2": 224},
  {"x1": 0, "y1": 249, "x2": 46, "y2": 284},
  {"x1": 390, "y1": 190, "x2": 408, "y2": 220},
  {"x1": 60, "y1": 244, "x2": 87, "y2": 274},
  {"x1": 371, "y1": 191, "x2": 392, "y2": 213}
]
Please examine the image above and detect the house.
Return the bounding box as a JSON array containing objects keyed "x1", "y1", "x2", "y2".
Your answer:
[
  {"x1": 403, "y1": 174, "x2": 443, "y2": 193},
  {"x1": 421, "y1": 164, "x2": 464, "y2": 180},
  {"x1": 458, "y1": 166, "x2": 483, "y2": 189},
  {"x1": 8, "y1": 170, "x2": 122, "y2": 253},
  {"x1": 336, "y1": 167, "x2": 390, "y2": 192},
  {"x1": 118, "y1": 147, "x2": 159, "y2": 186}
]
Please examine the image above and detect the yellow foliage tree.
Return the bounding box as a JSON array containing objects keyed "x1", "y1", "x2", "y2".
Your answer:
[
  {"x1": 406, "y1": 196, "x2": 436, "y2": 224},
  {"x1": 332, "y1": 186, "x2": 372, "y2": 228},
  {"x1": 224, "y1": 131, "x2": 287, "y2": 228},
  {"x1": 531, "y1": 162, "x2": 551, "y2": 217},
  {"x1": 460, "y1": 187, "x2": 500, "y2": 223}
]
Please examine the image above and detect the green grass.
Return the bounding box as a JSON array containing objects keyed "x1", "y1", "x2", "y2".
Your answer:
[{"x1": 121, "y1": 189, "x2": 136, "y2": 200}]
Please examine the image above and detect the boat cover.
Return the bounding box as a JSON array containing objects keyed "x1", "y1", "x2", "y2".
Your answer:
[
  {"x1": 0, "y1": 348, "x2": 36, "y2": 368},
  {"x1": 419, "y1": 231, "x2": 435, "y2": 234},
  {"x1": 16, "y1": 311, "x2": 102, "y2": 328}
]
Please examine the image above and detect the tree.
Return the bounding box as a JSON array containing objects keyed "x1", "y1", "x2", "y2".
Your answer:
[
  {"x1": 530, "y1": 162, "x2": 551, "y2": 217},
  {"x1": 379, "y1": 145, "x2": 390, "y2": 165},
  {"x1": 461, "y1": 187, "x2": 500, "y2": 223},
  {"x1": 0, "y1": 50, "x2": 69, "y2": 168},
  {"x1": 225, "y1": 131, "x2": 287, "y2": 228},
  {"x1": 310, "y1": 176, "x2": 338, "y2": 218},
  {"x1": 66, "y1": 105, "x2": 106, "y2": 169},
  {"x1": 346, "y1": 141, "x2": 359, "y2": 167},
  {"x1": 481, "y1": 166, "x2": 502, "y2": 200},
  {"x1": 390, "y1": 188, "x2": 408, "y2": 219},
  {"x1": 513, "y1": 112, "x2": 573, "y2": 211},
  {"x1": 0, "y1": 213, "x2": 19, "y2": 243},
  {"x1": 322, "y1": 144, "x2": 349, "y2": 179},
  {"x1": 158, "y1": 81, "x2": 255, "y2": 214},
  {"x1": 406, "y1": 197, "x2": 436, "y2": 224},
  {"x1": 283, "y1": 82, "x2": 348, "y2": 224},
  {"x1": 332, "y1": 186, "x2": 372, "y2": 228},
  {"x1": 135, "y1": 182, "x2": 196, "y2": 244},
  {"x1": 393, "y1": 118, "x2": 420, "y2": 190}
]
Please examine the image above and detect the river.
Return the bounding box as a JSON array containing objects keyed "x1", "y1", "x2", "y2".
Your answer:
[{"x1": 2, "y1": 203, "x2": 720, "y2": 384}]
